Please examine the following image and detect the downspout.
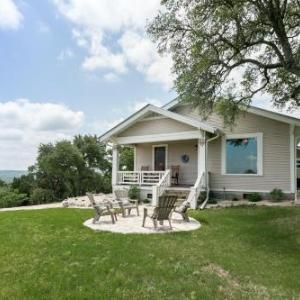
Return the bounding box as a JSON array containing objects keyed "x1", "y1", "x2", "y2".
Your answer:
[{"x1": 200, "y1": 129, "x2": 221, "y2": 210}]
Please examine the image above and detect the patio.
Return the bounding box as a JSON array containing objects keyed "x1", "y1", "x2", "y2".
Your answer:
[{"x1": 84, "y1": 204, "x2": 201, "y2": 234}]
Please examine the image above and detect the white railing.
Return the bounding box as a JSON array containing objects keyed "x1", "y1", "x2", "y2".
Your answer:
[
  {"x1": 117, "y1": 171, "x2": 165, "y2": 186},
  {"x1": 187, "y1": 172, "x2": 206, "y2": 209},
  {"x1": 152, "y1": 169, "x2": 171, "y2": 205}
]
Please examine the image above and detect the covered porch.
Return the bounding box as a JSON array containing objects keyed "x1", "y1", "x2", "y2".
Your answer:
[{"x1": 112, "y1": 136, "x2": 208, "y2": 209}]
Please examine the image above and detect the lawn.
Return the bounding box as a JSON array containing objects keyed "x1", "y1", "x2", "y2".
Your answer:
[{"x1": 0, "y1": 206, "x2": 299, "y2": 299}]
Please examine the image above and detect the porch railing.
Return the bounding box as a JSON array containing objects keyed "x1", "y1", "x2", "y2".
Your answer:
[
  {"x1": 187, "y1": 172, "x2": 206, "y2": 209},
  {"x1": 152, "y1": 169, "x2": 171, "y2": 205},
  {"x1": 117, "y1": 171, "x2": 166, "y2": 186}
]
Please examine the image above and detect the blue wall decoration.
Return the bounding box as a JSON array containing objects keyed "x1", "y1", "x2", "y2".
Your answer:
[{"x1": 181, "y1": 154, "x2": 189, "y2": 163}]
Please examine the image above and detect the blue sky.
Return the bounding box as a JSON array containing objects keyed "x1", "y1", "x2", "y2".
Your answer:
[{"x1": 0, "y1": 0, "x2": 175, "y2": 169}]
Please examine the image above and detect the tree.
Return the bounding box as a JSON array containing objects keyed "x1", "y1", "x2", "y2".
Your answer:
[
  {"x1": 0, "y1": 179, "x2": 7, "y2": 187},
  {"x1": 11, "y1": 173, "x2": 36, "y2": 196},
  {"x1": 119, "y1": 147, "x2": 134, "y2": 171},
  {"x1": 148, "y1": 0, "x2": 300, "y2": 124},
  {"x1": 73, "y1": 135, "x2": 111, "y2": 173}
]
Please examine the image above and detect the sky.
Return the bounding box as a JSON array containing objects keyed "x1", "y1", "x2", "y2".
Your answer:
[
  {"x1": 0, "y1": 0, "x2": 176, "y2": 169},
  {"x1": 0, "y1": 0, "x2": 299, "y2": 170}
]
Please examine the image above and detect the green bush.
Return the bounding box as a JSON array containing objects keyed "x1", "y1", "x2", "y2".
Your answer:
[
  {"x1": 128, "y1": 186, "x2": 140, "y2": 200},
  {"x1": 0, "y1": 187, "x2": 29, "y2": 208},
  {"x1": 270, "y1": 188, "x2": 284, "y2": 202},
  {"x1": 248, "y1": 193, "x2": 262, "y2": 202},
  {"x1": 30, "y1": 188, "x2": 55, "y2": 205}
]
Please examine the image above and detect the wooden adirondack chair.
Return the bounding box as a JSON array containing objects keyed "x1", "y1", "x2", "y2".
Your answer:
[
  {"x1": 142, "y1": 195, "x2": 177, "y2": 229},
  {"x1": 87, "y1": 193, "x2": 118, "y2": 224},
  {"x1": 114, "y1": 189, "x2": 139, "y2": 217}
]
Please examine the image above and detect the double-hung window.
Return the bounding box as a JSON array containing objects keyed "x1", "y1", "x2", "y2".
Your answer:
[{"x1": 222, "y1": 133, "x2": 263, "y2": 175}]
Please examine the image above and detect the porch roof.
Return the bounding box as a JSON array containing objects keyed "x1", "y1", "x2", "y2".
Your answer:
[{"x1": 100, "y1": 104, "x2": 216, "y2": 143}]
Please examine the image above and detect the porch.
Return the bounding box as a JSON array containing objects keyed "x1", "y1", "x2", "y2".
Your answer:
[{"x1": 112, "y1": 138, "x2": 209, "y2": 209}]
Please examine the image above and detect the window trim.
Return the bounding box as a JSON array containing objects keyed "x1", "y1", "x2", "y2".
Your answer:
[{"x1": 221, "y1": 133, "x2": 263, "y2": 176}]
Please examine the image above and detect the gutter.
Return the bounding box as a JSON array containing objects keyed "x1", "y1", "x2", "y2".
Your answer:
[{"x1": 200, "y1": 130, "x2": 221, "y2": 210}]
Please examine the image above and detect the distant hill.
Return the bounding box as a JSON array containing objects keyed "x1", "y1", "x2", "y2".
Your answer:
[{"x1": 0, "y1": 170, "x2": 27, "y2": 183}]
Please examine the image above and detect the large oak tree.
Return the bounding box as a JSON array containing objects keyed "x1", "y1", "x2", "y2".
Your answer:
[{"x1": 148, "y1": 0, "x2": 300, "y2": 124}]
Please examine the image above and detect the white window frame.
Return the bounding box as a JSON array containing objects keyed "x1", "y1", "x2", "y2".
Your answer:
[
  {"x1": 152, "y1": 144, "x2": 168, "y2": 171},
  {"x1": 221, "y1": 133, "x2": 263, "y2": 176}
]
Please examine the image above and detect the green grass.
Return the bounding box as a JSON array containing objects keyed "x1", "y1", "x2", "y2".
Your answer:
[{"x1": 0, "y1": 206, "x2": 299, "y2": 299}]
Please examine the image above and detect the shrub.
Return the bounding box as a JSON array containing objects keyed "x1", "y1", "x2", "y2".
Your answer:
[
  {"x1": 270, "y1": 188, "x2": 284, "y2": 202},
  {"x1": 232, "y1": 197, "x2": 239, "y2": 201},
  {"x1": 248, "y1": 193, "x2": 262, "y2": 202},
  {"x1": 128, "y1": 186, "x2": 140, "y2": 200},
  {"x1": 30, "y1": 188, "x2": 55, "y2": 205},
  {"x1": 0, "y1": 187, "x2": 29, "y2": 208},
  {"x1": 208, "y1": 198, "x2": 218, "y2": 204}
]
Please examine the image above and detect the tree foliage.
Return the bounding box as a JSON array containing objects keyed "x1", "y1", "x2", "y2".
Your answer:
[
  {"x1": 11, "y1": 135, "x2": 112, "y2": 204},
  {"x1": 119, "y1": 147, "x2": 134, "y2": 171},
  {"x1": 148, "y1": 0, "x2": 300, "y2": 124}
]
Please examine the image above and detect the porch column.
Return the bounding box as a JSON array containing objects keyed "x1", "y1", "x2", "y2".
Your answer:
[
  {"x1": 197, "y1": 136, "x2": 206, "y2": 179},
  {"x1": 112, "y1": 145, "x2": 119, "y2": 186}
]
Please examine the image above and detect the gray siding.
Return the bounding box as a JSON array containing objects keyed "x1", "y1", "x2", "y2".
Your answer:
[
  {"x1": 119, "y1": 117, "x2": 195, "y2": 137},
  {"x1": 174, "y1": 105, "x2": 292, "y2": 192}
]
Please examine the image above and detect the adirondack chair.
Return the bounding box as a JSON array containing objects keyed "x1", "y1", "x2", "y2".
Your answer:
[
  {"x1": 87, "y1": 193, "x2": 118, "y2": 224},
  {"x1": 114, "y1": 189, "x2": 139, "y2": 217},
  {"x1": 142, "y1": 195, "x2": 177, "y2": 229},
  {"x1": 171, "y1": 165, "x2": 180, "y2": 185}
]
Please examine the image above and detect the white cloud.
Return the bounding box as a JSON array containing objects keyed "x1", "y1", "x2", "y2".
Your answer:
[
  {"x1": 0, "y1": 0, "x2": 23, "y2": 30},
  {"x1": 57, "y1": 48, "x2": 74, "y2": 60},
  {"x1": 0, "y1": 99, "x2": 84, "y2": 169},
  {"x1": 119, "y1": 31, "x2": 174, "y2": 89},
  {"x1": 103, "y1": 72, "x2": 119, "y2": 82},
  {"x1": 53, "y1": 0, "x2": 173, "y2": 89}
]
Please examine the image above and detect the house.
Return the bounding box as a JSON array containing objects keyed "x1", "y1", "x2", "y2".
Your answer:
[{"x1": 100, "y1": 99, "x2": 300, "y2": 208}]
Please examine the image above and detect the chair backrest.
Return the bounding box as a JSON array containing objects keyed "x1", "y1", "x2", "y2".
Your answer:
[
  {"x1": 141, "y1": 165, "x2": 150, "y2": 171},
  {"x1": 171, "y1": 165, "x2": 180, "y2": 176},
  {"x1": 86, "y1": 193, "x2": 96, "y2": 207},
  {"x1": 114, "y1": 189, "x2": 129, "y2": 199},
  {"x1": 154, "y1": 195, "x2": 177, "y2": 221}
]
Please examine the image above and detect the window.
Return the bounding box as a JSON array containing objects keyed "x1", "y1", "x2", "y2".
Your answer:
[{"x1": 222, "y1": 133, "x2": 263, "y2": 175}]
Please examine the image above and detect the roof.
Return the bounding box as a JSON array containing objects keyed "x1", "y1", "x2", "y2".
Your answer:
[
  {"x1": 163, "y1": 98, "x2": 300, "y2": 127},
  {"x1": 100, "y1": 104, "x2": 216, "y2": 142}
]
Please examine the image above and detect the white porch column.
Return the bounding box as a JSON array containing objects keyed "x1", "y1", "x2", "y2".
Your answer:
[
  {"x1": 189, "y1": 134, "x2": 206, "y2": 209},
  {"x1": 112, "y1": 145, "x2": 119, "y2": 186},
  {"x1": 197, "y1": 136, "x2": 206, "y2": 179}
]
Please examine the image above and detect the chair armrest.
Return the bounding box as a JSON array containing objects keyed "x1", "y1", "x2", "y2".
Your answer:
[{"x1": 129, "y1": 199, "x2": 139, "y2": 205}]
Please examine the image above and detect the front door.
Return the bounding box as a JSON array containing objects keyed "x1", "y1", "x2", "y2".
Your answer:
[{"x1": 153, "y1": 146, "x2": 167, "y2": 171}]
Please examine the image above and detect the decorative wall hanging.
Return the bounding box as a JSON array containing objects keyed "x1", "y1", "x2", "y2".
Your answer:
[{"x1": 181, "y1": 154, "x2": 189, "y2": 163}]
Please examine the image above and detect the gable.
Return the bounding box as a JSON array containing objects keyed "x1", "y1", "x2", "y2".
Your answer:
[
  {"x1": 118, "y1": 117, "x2": 196, "y2": 137},
  {"x1": 100, "y1": 104, "x2": 215, "y2": 143}
]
